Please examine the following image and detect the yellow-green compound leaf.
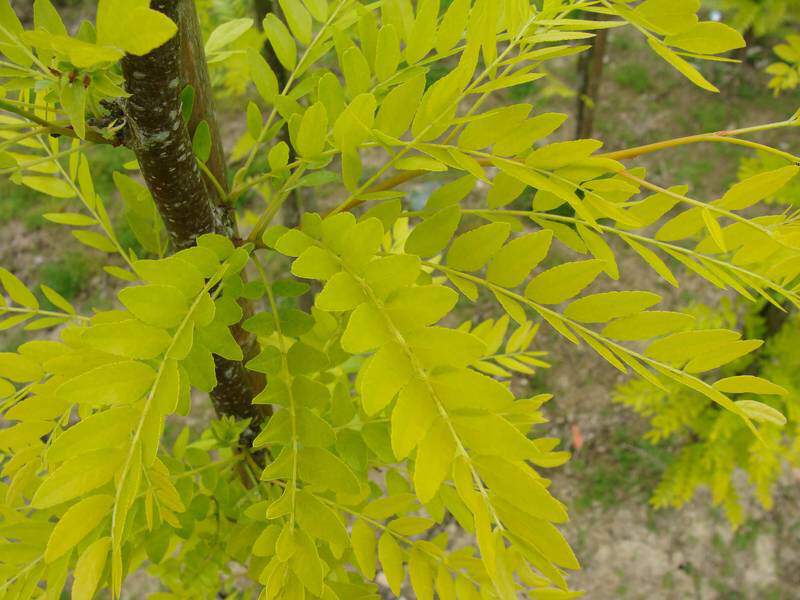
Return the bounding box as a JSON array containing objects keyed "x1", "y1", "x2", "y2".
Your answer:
[
  {"x1": 665, "y1": 22, "x2": 745, "y2": 55},
  {"x1": 295, "y1": 490, "x2": 348, "y2": 551},
  {"x1": 341, "y1": 217, "x2": 384, "y2": 273},
  {"x1": 316, "y1": 272, "x2": 365, "y2": 311},
  {"x1": 48, "y1": 406, "x2": 138, "y2": 463},
  {"x1": 0, "y1": 352, "x2": 42, "y2": 382},
  {"x1": 713, "y1": 375, "x2": 788, "y2": 396},
  {"x1": 342, "y1": 302, "x2": 392, "y2": 353},
  {"x1": 263, "y1": 13, "x2": 296, "y2": 70},
  {"x1": 487, "y1": 231, "x2": 552, "y2": 288},
  {"x1": 621, "y1": 235, "x2": 678, "y2": 287},
  {"x1": 279, "y1": 0, "x2": 312, "y2": 46},
  {"x1": 351, "y1": 519, "x2": 377, "y2": 579},
  {"x1": 384, "y1": 285, "x2": 458, "y2": 331},
  {"x1": 247, "y1": 47, "x2": 279, "y2": 103},
  {"x1": 296, "y1": 101, "x2": 328, "y2": 158},
  {"x1": 117, "y1": 7, "x2": 178, "y2": 56},
  {"x1": 405, "y1": 0, "x2": 438, "y2": 64},
  {"x1": 365, "y1": 254, "x2": 421, "y2": 299},
  {"x1": 72, "y1": 537, "x2": 111, "y2": 600},
  {"x1": 431, "y1": 368, "x2": 514, "y2": 412},
  {"x1": 718, "y1": 165, "x2": 799, "y2": 210},
  {"x1": 43, "y1": 212, "x2": 97, "y2": 226},
  {"x1": 60, "y1": 81, "x2": 86, "y2": 139},
  {"x1": 601, "y1": 311, "x2": 695, "y2": 341},
  {"x1": 375, "y1": 24, "x2": 400, "y2": 82},
  {"x1": 153, "y1": 358, "x2": 181, "y2": 415},
  {"x1": 524, "y1": 259, "x2": 606, "y2": 305},
  {"x1": 734, "y1": 400, "x2": 786, "y2": 426},
  {"x1": 494, "y1": 112, "x2": 568, "y2": 157},
  {"x1": 446, "y1": 222, "x2": 510, "y2": 272},
  {"x1": 204, "y1": 17, "x2": 253, "y2": 55},
  {"x1": 701, "y1": 208, "x2": 726, "y2": 252},
  {"x1": 0, "y1": 267, "x2": 39, "y2": 309},
  {"x1": 563, "y1": 291, "x2": 661, "y2": 324},
  {"x1": 297, "y1": 447, "x2": 360, "y2": 495},
  {"x1": 405, "y1": 206, "x2": 461, "y2": 257},
  {"x1": 457, "y1": 104, "x2": 531, "y2": 151},
  {"x1": 644, "y1": 329, "x2": 740, "y2": 363},
  {"x1": 83, "y1": 319, "x2": 171, "y2": 359},
  {"x1": 41, "y1": 284, "x2": 76, "y2": 315},
  {"x1": 436, "y1": 564, "x2": 456, "y2": 600},
  {"x1": 405, "y1": 327, "x2": 486, "y2": 369},
  {"x1": 32, "y1": 448, "x2": 124, "y2": 509},
  {"x1": 246, "y1": 101, "x2": 262, "y2": 139},
  {"x1": 56, "y1": 360, "x2": 156, "y2": 406},
  {"x1": 291, "y1": 246, "x2": 340, "y2": 280},
  {"x1": 342, "y1": 45, "x2": 371, "y2": 97},
  {"x1": 409, "y1": 548, "x2": 434, "y2": 600},
  {"x1": 0, "y1": 0, "x2": 31, "y2": 66},
  {"x1": 685, "y1": 339, "x2": 762, "y2": 373},
  {"x1": 414, "y1": 418, "x2": 456, "y2": 504},
  {"x1": 525, "y1": 139, "x2": 604, "y2": 171},
  {"x1": 647, "y1": 38, "x2": 718, "y2": 92},
  {"x1": 578, "y1": 224, "x2": 619, "y2": 280},
  {"x1": 45, "y1": 494, "x2": 114, "y2": 563},
  {"x1": 378, "y1": 532, "x2": 405, "y2": 595},
  {"x1": 392, "y1": 379, "x2": 438, "y2": 460},
  {"x1": 474, "y1": 455, "x2": 568, "y2": 522},
  {"x1": 192, "y1": 120, "x2": 211, "y2": 162},
  {"x1": 487, "y1": 171, "x2": 525, "y2": 208},
  {"x1": 290, "y1": 529, "x2": 324, "y2": 595},
  {"x1": 634, "y1": 0, "x2": 699, "y2": 35},
  {"x1": 375, "y1": 73, "x2": 426, "y2": 139},
  {"x1": 454, "y1": 414, "x2": 543, "y2": 461},
  {"x1": 361, "y1": 342, "x2": 414, "y2": 415},
  {"x1": 333, "y1": 93, "x2": 377, "y2": 150},
  {"x1": 118, "y1": 284, "x2": 188, "y2": 328},
  {"x1": 436, "y1": 0, "x2": 469, "y2": 54}
]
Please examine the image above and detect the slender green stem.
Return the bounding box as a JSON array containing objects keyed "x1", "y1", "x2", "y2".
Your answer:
[
  {"x1": 233, "y1": 0, "x2": 351, "y2": 195},
  {"x1": 0, "y1": 23, "x2": 52, "y2": 75},
  {"x1": 328, "y1": 12, "x2": 546, "y2": 217},
  {"x1": 39, "y1": 137, "x2": 136, "y2": 271},
  {"x1": 0, "y1": 98, "x2": 111, "y2": 145},
  {"x1": 111, "y1": 264, "x2": 230, "y2": 593},
  {"x1": 252, "y1": 254, "x2": 299, "y2": 529},
  {"x1": 245, "y1": 164, "x2": 307, "y2": 243},
  {"x1": 600, "y1": 120, "x2": 800, "y2": 162},
  {"x1": 0, "y1": 143, "x2": 88, "y2": 176},
  {"x1": 0, "y1": 305, "x2": 89, "y2": 321},
  {"x1": 414, "y1": 207, "x2": 800, "y2": 304},
  {"x1": 196, "y1": 157, "x2": 227, "y2": 200}
]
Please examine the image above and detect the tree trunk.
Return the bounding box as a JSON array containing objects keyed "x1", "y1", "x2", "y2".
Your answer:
[
  {"x1": 177, "y1": 0, "x2": 234, "y2": 226},
  {"x1": 575, "y1": 21, "x2": 608, "y2": 139},
  {"x1": 122, "y1": 0, "x2": 265, "y2": 445}
]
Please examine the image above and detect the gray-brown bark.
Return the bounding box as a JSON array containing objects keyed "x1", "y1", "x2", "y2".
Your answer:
[
  {"x1": 575, "y1": 21, "x2": 608, "y2": 139},
  {"x1": 121, "y1": 1, "x2": 222, "y2": 251},
  {"x1": 122, "y1": 0, "x2": 265, "y2": 444},
  {"x1": 177, "y1": 0, "x2": 235, "y2": 232}
]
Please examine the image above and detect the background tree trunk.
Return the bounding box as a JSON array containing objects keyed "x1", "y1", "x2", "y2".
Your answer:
[
  {"x1": 122, "y1": 0, "x2": 265, "y2": 445},
  {"x1": 575, "y1": 19, "x2": 608, "y2": 139}
]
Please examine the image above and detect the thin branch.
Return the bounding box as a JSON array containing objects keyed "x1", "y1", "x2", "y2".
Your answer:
[
  {"x1": 0, "y1": 98, "x2": 112, "y2": 145},
  {"x1": 600, "y1": 119, "x2": 800, "y2": 162}
]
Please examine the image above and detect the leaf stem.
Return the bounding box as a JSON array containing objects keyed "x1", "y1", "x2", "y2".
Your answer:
[{"x1": 600, "y1": 120, "x2": 800, "y2": 162}]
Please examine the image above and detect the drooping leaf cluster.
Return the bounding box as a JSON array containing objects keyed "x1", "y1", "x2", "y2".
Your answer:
[{"x1": 0, "y1": 0, "x2": 798, "y2": 598}]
